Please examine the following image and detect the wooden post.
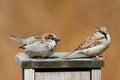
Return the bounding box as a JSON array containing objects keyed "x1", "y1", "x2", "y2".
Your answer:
[{"x1": 16, "y1": 52, "x2": 104, "y2": 80}]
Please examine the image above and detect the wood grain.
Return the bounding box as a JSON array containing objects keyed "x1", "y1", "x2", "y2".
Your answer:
[
  {"x1": 35, "y1": 71, "x2": 90, "y2": 80},
  {"x1": 16, "y1": 52, "x2": 104, "y2": 69},
  {"x1": 91, "y1": 69, "x2": 101, "y2": 80},
  {"x1": 24, "y1": 69, "x2": 35, "y2": 80}
]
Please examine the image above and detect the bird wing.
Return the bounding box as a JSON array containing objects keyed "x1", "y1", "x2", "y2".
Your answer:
[
  {"x1": 24, "y1": 35, "x2": 42, "y2": 45},
  {"x1": 74, "y1": 35, "x2": 103, "y2": 51},
  {"x1": 18, "y1": 35, "x2": 43, "y2": 49},
  {"x1": 24, "y1": 41, "x2": 46, "y2": 52}
]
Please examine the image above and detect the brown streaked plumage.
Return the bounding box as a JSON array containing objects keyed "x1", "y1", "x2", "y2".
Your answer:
[{"x1": 63, "y1": 26, "x2": 111, "y2": 59}]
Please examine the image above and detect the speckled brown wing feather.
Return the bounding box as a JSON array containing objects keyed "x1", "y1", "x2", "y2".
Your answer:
[
  {"x1": 19, "y1": 35, "x2": 43, "y2": 49},
  {"x1": 74, "y1": 39, "x2": 101, "y2": 50},
  {"x1": 34, "y1": 35, "x2": 42, "y2": 39},
  {"x1": 74, "y1": 32, "x2": 102, "y2": 51}
]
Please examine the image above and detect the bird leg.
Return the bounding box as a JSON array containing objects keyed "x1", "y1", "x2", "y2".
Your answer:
[{"x1": 92, "y1": 55, "x2": 103, "y2": 60}]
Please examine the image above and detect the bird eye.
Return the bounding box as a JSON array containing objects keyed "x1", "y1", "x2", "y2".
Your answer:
[
  {"x1": 48, "y1": 35, "x2": 53, "y2": 39},
  {"x1": 50, "y1": 36, "x2": 53, "y2": 39}
]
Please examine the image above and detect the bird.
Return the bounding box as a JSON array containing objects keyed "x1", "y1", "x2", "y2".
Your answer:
[
  {"x1": 8, "y1": 33, "x2": 60, "y2": 58},
  {"x1": 63, "y1": 26, "x2": 111, "y2": 59}
]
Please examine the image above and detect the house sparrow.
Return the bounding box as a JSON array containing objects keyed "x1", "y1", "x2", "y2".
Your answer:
[
  {"x1": 8, "y1": 33, "x2": 60, "y2": 58},
  {"x1": 63, "y1": 26, "x2": 111, "y2": 59}
]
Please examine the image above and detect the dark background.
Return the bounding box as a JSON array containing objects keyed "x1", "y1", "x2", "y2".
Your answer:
[{"x1": 0, "y1": 0, "x2": 119, "y2": 80}]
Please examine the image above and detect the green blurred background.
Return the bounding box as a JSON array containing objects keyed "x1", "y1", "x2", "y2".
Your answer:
[{"x1": 0, "y1": 0, "x2": 120, "y2": 80}]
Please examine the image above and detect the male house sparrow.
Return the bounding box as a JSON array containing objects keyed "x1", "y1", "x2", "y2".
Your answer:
[
  {"x1": 8, "y1": 33, "x2": 60, "y2": 58},
  {"x1": 63, "y1": 26, "x2": 111, "y2": 59}
]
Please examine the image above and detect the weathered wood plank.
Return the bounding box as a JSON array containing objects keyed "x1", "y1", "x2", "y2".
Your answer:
[
  {"x1": 24, "y1": 69, "x2": 35, "y2": 80},
  {"x1": 35, "y1": 71, "x2": 90, "y2": 80},
  {"x1": 91, "y1": 69, "x2": 101, "y2": 80},
  {"x1": 16, "y1": 52, "x2": 104, "y2": 69}
]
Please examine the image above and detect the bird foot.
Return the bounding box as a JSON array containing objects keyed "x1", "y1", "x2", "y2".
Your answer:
[{"x1": 92, "y1": 55, "x2": 103, "y2": 60}]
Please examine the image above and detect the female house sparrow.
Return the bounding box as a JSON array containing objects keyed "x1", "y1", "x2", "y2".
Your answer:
[
  {"x1": 8, "y1": 33, "x2": 60, "y2": 58},
  {"x1": 63, "y1": 26, "x2": 111, "y2": 59}
]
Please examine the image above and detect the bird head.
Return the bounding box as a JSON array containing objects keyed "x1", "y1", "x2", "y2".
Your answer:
[
  {"x1": 96, "y1": 26, "x2": 107, "y2": 34},
  {"x1": 43, "y1": 33, "x2": 60, "y2": 42}
]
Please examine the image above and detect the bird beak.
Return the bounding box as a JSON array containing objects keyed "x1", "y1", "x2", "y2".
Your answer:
[{"x1": 54, "y1": 38, "x2": 61, "y2": 42}]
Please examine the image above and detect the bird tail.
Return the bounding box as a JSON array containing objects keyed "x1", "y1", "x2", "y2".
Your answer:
[
  {"x1": 63, "y1": 50, "x2": 83, "y2": 59},
  {"x1": 8, "y1": 35, "x2": 24, "y2": 43},
  {"x1": 62, "y1": 52, "x2": 74, "y2": 59}
]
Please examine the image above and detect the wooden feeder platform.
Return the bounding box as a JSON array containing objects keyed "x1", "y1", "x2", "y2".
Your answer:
[{"x1": 16, "y1": 52, "x2": 104, "y2": 80}]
